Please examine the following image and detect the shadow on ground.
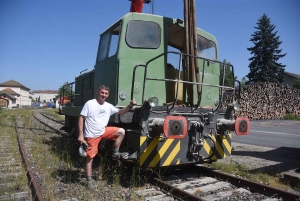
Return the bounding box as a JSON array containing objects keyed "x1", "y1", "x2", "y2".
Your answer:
[{"x1": 232, "y1": 146, "x2": 300, "y2": 175}]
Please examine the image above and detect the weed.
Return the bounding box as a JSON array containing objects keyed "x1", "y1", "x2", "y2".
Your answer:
[
  {"x1": 42, "y1": 108, "x2": 65, "y2": 122},
  {"x1": 284, "y1": 114, "x2": 300, "y2": 121},
  {"x1": 206, "y1": 161, "x2": 299, "y2": 192}
]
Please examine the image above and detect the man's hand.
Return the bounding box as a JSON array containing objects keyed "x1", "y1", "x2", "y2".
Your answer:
[
  {"x1": 78, "y1": 135, "x2": 85, "y2": 144},
  {"x1": 129, "y1": 99, "x2": 136, "y2": 107},
  {"x1": 118, "y1": 99, "x2": 137, "y2": 114},
  {"x1": 81, "y1": 141, "x2": 89, "y2": 151}
]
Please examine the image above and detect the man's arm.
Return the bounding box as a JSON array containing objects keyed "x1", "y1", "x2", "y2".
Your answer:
[
  {"x1": 118, "y1": 99, "x2": 136, "y2": 115},
  {"x1": 78, "y1": 115, "x2": 86, "y2": 143}
]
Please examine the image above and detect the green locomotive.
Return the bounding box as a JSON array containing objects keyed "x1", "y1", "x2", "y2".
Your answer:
[{"x1": 61, "y1": 12, "x2": 250, "y2": 168}]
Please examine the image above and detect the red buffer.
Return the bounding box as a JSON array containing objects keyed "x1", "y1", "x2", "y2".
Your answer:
[
  {"x1": 235, "y1": 117, "x2": 250, "y2": 135},
  {"x1": 163, "y1": 116, "x2": 188, "y2": 139}
]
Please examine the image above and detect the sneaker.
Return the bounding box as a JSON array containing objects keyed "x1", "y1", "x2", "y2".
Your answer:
[
  {"x1": 86, "y1": 180, "x2": 97, "y2": 189},
  {"x1": 112, "y1": 152, "x2": 129, "y2": 160}
]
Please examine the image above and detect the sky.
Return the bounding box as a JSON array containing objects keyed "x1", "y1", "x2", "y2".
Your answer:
[{"x1": 1, "y1": 0, "x2": 299, "y2": 91}]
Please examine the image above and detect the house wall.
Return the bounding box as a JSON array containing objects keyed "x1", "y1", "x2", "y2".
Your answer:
[
  {"x1": 0, "y1": 97, "x2": 14, "y2": 108},
  {"x1": 0, "y1": 86, "x2": 31, "y2": 107},
  {"x1": 8, "y1": 99, "x2": 14, "y2": 108},
  {"x1": 32, "y1": 93, "x2": 57, "y2": 102},
  {"x1": 0, "y1": 99, "x2": 8, "y2": 108},
  {"x1": 12, "y1": 87, "x2": 31, "y2": 107}
]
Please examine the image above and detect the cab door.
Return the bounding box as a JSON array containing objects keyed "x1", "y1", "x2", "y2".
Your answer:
[{"x1": 94, "y1": 24, "x2": 121, "y2": 105}]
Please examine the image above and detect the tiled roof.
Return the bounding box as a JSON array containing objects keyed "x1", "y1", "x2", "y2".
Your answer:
[
  {"x1": 31, "y1": 90, "x2": 58, "y2": 94},
  {"x1": 0, "y1": 96, "x2": 9, "y2": 101},
  {"x1": 0, "y1": 88, "x2": 17, "y2": 100},
  {"x1": 0, "y1": 80, "x2": 30, "y2": 90},
  {"x1": 0, "y1": 94, "x2": 16, "y2": 100},
  {"x1": 0, "y1": 88, "x2": 19, "y2": 95},
  {"x1": 284, "y1": 72, "x2": 300, "y2": 79}
]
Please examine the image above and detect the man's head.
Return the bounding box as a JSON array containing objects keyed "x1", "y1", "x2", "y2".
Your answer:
[
  {"x1": 98, "y1": 85, "x2": 110, "y2": 92},
  {"x1": 96, "y1": 85, "x2": 110, "y2": 104}
]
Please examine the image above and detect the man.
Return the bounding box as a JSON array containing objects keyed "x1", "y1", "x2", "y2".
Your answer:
[{"x1": 78, "y1": 85, "x2": 136, "y2": 188}]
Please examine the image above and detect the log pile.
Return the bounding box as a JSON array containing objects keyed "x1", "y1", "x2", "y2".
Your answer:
[{"x1": 221, "y1": 82, "x2": 300, "y2": 120}]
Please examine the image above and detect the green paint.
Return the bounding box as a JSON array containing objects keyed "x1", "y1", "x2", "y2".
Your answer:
[{"x1": 63, "y1": 12, "x2": 226, "y2": 116}]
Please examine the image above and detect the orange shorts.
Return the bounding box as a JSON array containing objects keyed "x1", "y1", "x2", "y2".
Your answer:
[{"x1": 84, "y1": 127, "x2": 119, "y2": 159}]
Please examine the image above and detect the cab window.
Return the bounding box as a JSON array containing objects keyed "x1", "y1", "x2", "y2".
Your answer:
[
  {"x1": 197, "y1": 35, "x2": 216, "y2": 60},
  {"x1": 97, "y1": 25, "x2": 121, "y2": 63},
  {"x1": 126, "y1": 20, "x2": 161, "y2": 49}
]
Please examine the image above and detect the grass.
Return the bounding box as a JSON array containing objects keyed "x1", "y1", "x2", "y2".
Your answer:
[
  {"x1": 95, "y1": 147, "x2": 151, "y2": 188},
  {"x1": 7, "y1": 108, "x2": 148, "y2": 200},
  {"x1": 284, "y1": 114, "x2": 300, "y2": 121},
  {"x1": 0, "y1": 110, "x2": 32, "y2": 197},
  {"x1": 19, "y1": 111, "x2": 77, "y2": 200},
  {"x1": 206, "y1": 160, "x2": 300, "y2": 193},
  {"x1": 41, "y1": 108, "x2": 65, "y2": 122}
]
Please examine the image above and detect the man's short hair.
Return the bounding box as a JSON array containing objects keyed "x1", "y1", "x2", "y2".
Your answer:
[{"x1": 98, "y1": 85, "x2": 110, "y2": 92}]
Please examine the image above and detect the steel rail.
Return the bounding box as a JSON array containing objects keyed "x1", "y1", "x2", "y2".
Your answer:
[
  {"x1": 32, "y1": 113, "x2": 69, "y2": 137},
  {"x1": 197, "y1": 165, "x2": 300, "y2": 201},
  {"x1": 151, "y1": 177, "x2": 206, "y2": 201},
  {"x1": 39, "y1": 112, "x2": 65, "y2": 125},
  {"x1": 15, "y1": 115, "x2": 44, "y2": 201}
]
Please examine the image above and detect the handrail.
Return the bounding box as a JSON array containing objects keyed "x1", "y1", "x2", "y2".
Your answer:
[
  {"x1": 130, "y1": 51, "x2": 236, "y2": 112},
  {"x1": 131, "y1": 51, "x2": 235, "y2": 111}
]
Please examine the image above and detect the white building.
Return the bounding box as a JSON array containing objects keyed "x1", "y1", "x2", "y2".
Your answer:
[
  {"x1": 0, "y1": 80, "x2": 31, "y2": 108},
  {"x1": 31, "y1": 90, "x2": 58, "y2": 102}
]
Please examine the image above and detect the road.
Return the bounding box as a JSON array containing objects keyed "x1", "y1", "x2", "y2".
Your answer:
[{"x1": 232, "y1": 120, "x2": 300, "y2": 149}]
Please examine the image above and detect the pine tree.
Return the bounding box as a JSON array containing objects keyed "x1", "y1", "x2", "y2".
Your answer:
[{"x1": 246, "y1": 14, "x2": 286, "y2": 84}]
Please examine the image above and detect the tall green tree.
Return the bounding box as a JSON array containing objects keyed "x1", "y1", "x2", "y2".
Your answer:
[
  {"x1": 293, "y1": 79, "x2": 300, "y2": 89},
  {"x1": 246, "y1": 14, "x2": 286, "y2": 84},
  {"x1": 241, "y1": 77, "x2": 248, "y2": 87},
  {"x1": 56, "y1": 82, "x2": 74, "y2": 99}
]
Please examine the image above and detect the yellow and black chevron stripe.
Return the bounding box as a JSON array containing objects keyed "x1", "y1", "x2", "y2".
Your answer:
[
  {"x1": 203, "y1": 133, "x2": 232, "y2": 160},
  {"x1": 139, "y1": 133, "x2": 232, "y2": 168},
  {"x1": 139, "y1": 136, "x2": 181, "y2": 168}
]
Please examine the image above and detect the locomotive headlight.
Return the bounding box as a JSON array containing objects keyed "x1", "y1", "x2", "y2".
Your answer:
[
  {"x1": 232, "y1": 101, "x2": 240, "y2": 111},
  {"x1": 148, "y1": 96, "x2": 159, "y2": 107}
]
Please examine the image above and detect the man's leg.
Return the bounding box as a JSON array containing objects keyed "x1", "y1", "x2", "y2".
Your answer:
[
  {"x1": 111, "y1": 128, "x2": 125, "y2": 158},
  {"x1": 84, "y1": 136, "x2": 101, "y2": 186},
  {"x1": 85, "y1": 157, "x2": 97, "y2": 189},
  {"x1": 86, "y1": 157, "x2": 93, "y2": 180},
  {"x1": 102, "y1": 127, "x2": 127, "y2": 160},
  {"x1": 112, "y1": 128, "x2": 125, "y2": 149}
]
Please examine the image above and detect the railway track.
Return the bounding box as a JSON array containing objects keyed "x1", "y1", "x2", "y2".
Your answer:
[
  {"x1": 39, "y1": 111, "x2": 65, "y2": 125},
  {"x1": 1, "y1": 111, "x2": 80, "y2": 201},
  {"x1": 0, "y1": 114, "x2": 34, "y2": 200},
  {"x1": 135, "y1": 165, "x2": 300, "y2": 201},
  {"x1": 33, "y1": 112, "x2": 68, "y2": 136},
  {"x1": 1, "y1": 110, "x2": 299, "y2": 200}
]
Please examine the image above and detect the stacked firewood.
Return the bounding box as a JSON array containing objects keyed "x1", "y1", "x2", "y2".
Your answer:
[{"x1": 221, "y1": 82, "x2": 300, "y2": 120}]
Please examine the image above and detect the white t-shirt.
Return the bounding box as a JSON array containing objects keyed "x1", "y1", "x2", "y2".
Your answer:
[{"x1": 80, "y1": 99, "x2": 119, "y2": 138}]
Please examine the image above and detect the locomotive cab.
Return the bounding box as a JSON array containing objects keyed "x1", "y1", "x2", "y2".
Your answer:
[{"x1": 62, "y1": 12, "x2": 250, "y2": 168}]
